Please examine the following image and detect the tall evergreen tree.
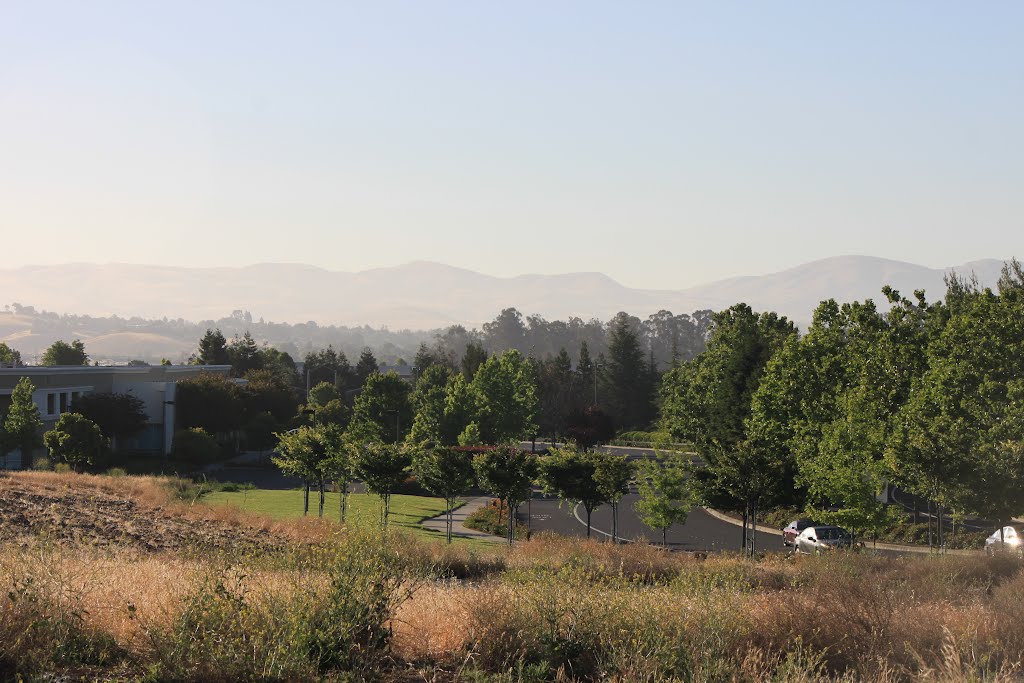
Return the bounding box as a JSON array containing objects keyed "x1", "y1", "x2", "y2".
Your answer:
[
  {"x1": 355, "y1": 347, "x2": 379, "y2": 386},
  {"x1": 196, "y1": 329, "x2": 229, "y2": 366}
]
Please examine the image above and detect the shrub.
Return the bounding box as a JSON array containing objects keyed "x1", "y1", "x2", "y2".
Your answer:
[
  {"x1": 105, "y1": 467, "x2": 128, "y2": 478},
  {"x1": 464, "y1": 499, "x2": 528, "y2": 539},
  {"x1": 171, "y1": 428, "x2": 221, "y2": 465}
]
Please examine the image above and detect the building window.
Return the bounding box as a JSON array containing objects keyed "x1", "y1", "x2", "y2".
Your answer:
[
  {"x1": 71, "y1": 391, "x2": 81, "y2": 405},
  {"x1": 59, "y1": 393, "x2": 68, "y2": 414},
  {"x1": 47, "y1": 393, "x2": 56, "y2": 415}
]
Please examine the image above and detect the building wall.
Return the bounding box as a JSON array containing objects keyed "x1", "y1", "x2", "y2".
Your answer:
[{"x1": 0, "y1": 365, "x2": 231, "y2": 467}]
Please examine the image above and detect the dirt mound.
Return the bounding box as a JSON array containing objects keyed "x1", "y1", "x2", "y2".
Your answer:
[{"x1": 0, "y1": 473, "x2": 279, "y2": 552}]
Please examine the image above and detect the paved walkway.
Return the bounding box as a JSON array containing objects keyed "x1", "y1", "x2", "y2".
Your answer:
[{"x1": 421, "y1": 496, "x2": 505, "y2": 542}]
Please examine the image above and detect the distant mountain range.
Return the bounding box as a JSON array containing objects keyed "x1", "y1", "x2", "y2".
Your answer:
[{"x1": 0, "y1": 256, "x2": 1011, "y2": 330}]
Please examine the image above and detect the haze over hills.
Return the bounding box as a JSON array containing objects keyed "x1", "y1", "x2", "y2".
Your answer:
[{"x1": 0, "y1": 256, "x2": 1010, "y2": 331}]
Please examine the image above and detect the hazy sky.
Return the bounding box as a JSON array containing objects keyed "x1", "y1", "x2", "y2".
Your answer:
[{"x1": 2, "y1": 2, "x2": 1022, "y2": 289}]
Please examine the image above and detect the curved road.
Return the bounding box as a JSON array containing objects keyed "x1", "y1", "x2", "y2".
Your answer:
[
  {"x1": 519, "y1": 443, "x2": 781, "y2": 552},
  {"x1": 525, "y1": 490, "x2": 781, "y2": 553}
]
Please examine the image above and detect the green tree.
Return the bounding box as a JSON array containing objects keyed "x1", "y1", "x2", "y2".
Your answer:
[
  {"x1": 41, "y1": 339, "x2": 88, "y2": 366},
  {"x1": 273, "y1": 425, "x2": 330, "y2": 516},
  {"x1": 348, "y1": 372, "x2": 413, "y2": 444},
  {"x1": 355, "y1": 347, "x2": 379, "y2": 386},
  {"x1": 413, "y1": 447, "x2": 477, "y2": 543},
  {"x1": 2, "y1": 377, "x2": 43, "y2": 467},
  {"x1": 469, "y1": 350, "x2": 538, "y2": 444},
  {"x1": 538, "y1": 445, "x2": 604, "y2": 538},
  {"x1": 460, "y1": 341, "x2": 488, "y2": 381},
  {"x1": 634, "y1": 454, "x2": 694, "y2": 547},
  {"x1": 473, "y1": 444, "x2": 537, "y2": 544},
  {"x1": 227, "y1": 331, "x2": 262, "y2": 376},
  {"x1": 593, "y1": 451, "x2": 635, "y2": 543},
  {"x1": 602, "y1": 312, "x2": 654, "y2": 429},
  {"x1": 407, "y1": 364, "x2": 454, "y2": 445},
  {"x1": 660, "y1": 303, "x2": 796, "y2": 553},
  {"x1": 44, "y1": 412, "x2": 106, "y2": 471},
  {"x1": 304, "y1": 346, "x2": 355, "y2": 392},
  {"x1": 70, "y1": 392, "x2": 147, "y2": 446},
  {"x1": 318, "y1": 425, "x2": 352, "y2": 522},
  {"x1": 307, "y1": 381, "x2": 342, "y2": 408},
  {"x1": 196, "y1": 328, "x2": 229, "y2": 365},
  {"x1": 890, "y1": 277, "x2": 1024, "y2": 546},
  {"x1": 243, "y1": 411, "x2": 280, "y2": 453},
  {"x1": 0, "y1": 342, "x2": 21, "y2": 367},
  {"x1": 353, "y1": 442, "x2": 412, "y2": 527},
  {"x1": 241, "y1": 369, "x2": 298, "y2": 424},
  {"x1": 175, "y1": 372, "x2": 244, "y2": 436}
]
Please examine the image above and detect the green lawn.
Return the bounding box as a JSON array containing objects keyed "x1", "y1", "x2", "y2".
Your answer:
[{"x1": 202, "y1": 488, "x2": 487, "y2": 544}]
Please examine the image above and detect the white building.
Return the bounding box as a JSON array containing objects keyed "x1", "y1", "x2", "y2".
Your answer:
[{"x1": 0, "y1": 364, "x2": 231, "y2": 468}]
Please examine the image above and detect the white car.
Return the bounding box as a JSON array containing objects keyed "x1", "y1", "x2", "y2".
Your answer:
[
  {"x1": 795, "y1": 525, "x2": 853, "y2": 555},
  {"x1": 985, "y1": 526, "x2": 1023, "y2": 557}
]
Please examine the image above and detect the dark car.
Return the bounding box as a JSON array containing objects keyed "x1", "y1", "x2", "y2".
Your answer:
[{"x1": 782, "y1": 519, "x2": 815, "y2": 547}]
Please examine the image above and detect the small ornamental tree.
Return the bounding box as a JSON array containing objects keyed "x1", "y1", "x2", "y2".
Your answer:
[
  {"x1": 473, "y1": 444, "x2": 537, "y2": 545},
  {"x1": 353, "y1": 442, "x2": 412, "y2": 527},
  {"x1": 413, "y1": 447, "x2": 477, "y2": 543},
  {"x1": 44, "y1": 412, "x2": 106, "y2": 472},
  {"x1": 273, "y1": 425, "x2": 330, "y2": 516},
  {"x1": 538, "y1": 444, "x2": 604, "y2": 538},
  {"x1": 593, "y1": 451, "x2": 636, "y2": 543},
  {"x1": 635, "y1": 454, "x2": 694, "y2": 547},
  {"x1": 2, "y1": 377, "x2": 43, "y2": 467},
  {"x1": 318, "y1": 425, "x2": 352, "y2": 522}
]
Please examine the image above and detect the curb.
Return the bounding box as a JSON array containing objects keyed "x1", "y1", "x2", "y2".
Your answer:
[{"x1": 702, "y1": 507, "x2": 979, "y2": 555}]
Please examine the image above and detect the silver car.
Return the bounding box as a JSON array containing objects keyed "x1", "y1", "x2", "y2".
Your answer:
[
  {"x1": 985, "y1": 526, "x2": 1024, "y2": 557},
  {"x1": 795, "y1": 525, "x2": 853, "y2": 555}
]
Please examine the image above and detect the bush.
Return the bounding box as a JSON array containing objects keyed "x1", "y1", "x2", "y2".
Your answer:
[
  {"x1": 54, "y1": 462, "x2": 72, "y2": 474},
  {"x1": 464, "y1": 499, "x2": 528, "y2": 539},
  {"x1": 105, "y1": 467, "x2": 128, "y2": 478},
  {"x1": 31, "y1": 456, "x2": 52, "y2": 471},
  {"x1": 145, "y1": 532, "x2": 414, "y2": 680},
  {"x1": 171, "y1": 428, "x2": 221, "y2": 465}
]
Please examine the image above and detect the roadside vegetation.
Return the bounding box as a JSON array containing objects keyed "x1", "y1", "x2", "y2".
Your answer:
[{"x1": 2, "y1": 469, "x2": 1024, "y2": 682}]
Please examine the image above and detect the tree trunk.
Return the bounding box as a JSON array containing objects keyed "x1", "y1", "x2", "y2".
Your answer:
[
  {"x1": 507, "y1": 499, "x2": 514, "y2": 545},
  {"x1": 339, "y1": 480, "x2": 347, "y2": 523},
  {"x1": 741, "y1": 506, "x2": 748, "y2": 553},
  {"x1": 612, "y1": 503, "x2": 618, "y2": 544},
  {"x1": 662, "y1": 527, "x2": 667, "y2": 548},
  {"x1": 927, "y1": 499, "x2": 933, "y2": 551},
  {"x1": 751, "y1": 499, "x2": 757, "y2": 557},
  {"x1": 318, "y1": 480, "x2": 325, "y2": 518},
  {"x1": 586, "y1": 507, "x2": 592, "y2": 538},
  {"x1": 303, "y1": 482, "x2": 309, "y2": 516}
]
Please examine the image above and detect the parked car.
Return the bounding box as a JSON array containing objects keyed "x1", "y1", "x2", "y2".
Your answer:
[
  {"x1": 985, "y1": 526, "x2": 1024, "y2": 557},
  {"x1": 795, "y1": 525, "x2": 853, "y2": 555},
  {"x1": 782, "y1": 519, "x2": 815, "y2": 547}
]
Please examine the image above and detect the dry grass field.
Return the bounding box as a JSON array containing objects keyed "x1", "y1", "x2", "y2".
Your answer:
[{"x1": 1, "y1": 470, "x2": 1022, "y2": 682}]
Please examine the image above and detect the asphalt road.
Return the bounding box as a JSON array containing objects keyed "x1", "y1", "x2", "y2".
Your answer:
[
  {"x1": 520, "y1": 441, "x2": 782, "y2": 552},
  {"x1": 524, "y1": 488, "x2": 782, "y2": 553}
]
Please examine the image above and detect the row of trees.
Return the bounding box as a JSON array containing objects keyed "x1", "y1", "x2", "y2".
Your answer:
[
  {"x1": 661, "y1": 260, "x2": 1024, "y2": 552},
  {"x1": 273, "y1": 425, "x2": 694, "y2": 546}
]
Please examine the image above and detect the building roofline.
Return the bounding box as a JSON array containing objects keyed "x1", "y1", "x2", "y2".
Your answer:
[{"x1": 0, "y1": 365, "x2": 232, "y2": 375}]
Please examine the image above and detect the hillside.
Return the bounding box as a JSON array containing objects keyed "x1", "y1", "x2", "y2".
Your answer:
[{"x1": 0, "y1": 256, "x2": 1011, "y2": 331}]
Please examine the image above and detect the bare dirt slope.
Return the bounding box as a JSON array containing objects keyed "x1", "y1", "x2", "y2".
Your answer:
[{"x1": 0, "y1": 471, "x2": 279, "y2": 552}]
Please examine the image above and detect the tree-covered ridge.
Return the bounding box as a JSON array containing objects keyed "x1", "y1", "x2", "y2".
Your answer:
[{"x1": 0, "y1": 303, "x2": 712, "y2": 369}]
